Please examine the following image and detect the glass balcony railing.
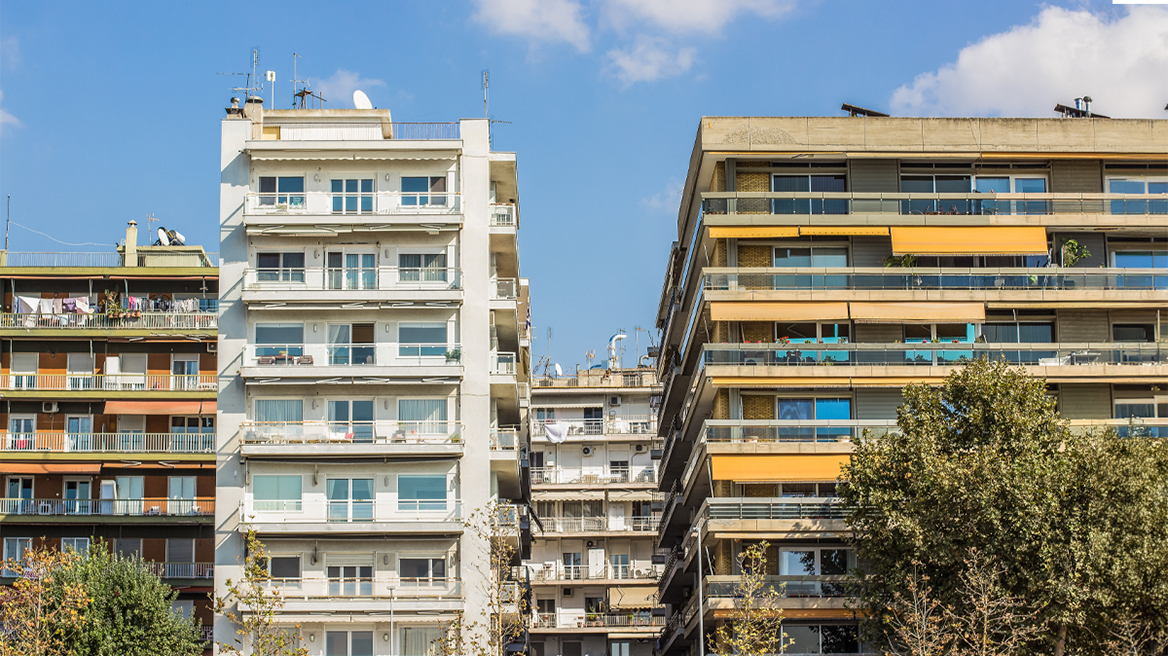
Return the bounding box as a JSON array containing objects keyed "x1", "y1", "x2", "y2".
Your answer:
[
  {"x1": 704, "y1": 267, "x2": 1168, "y2": 291},
  {"x1": 703, "y1": 419, "x2": 898, "y2": 443},
  {"x1": 241, "y1": 420, "x2": 462, "y2": 445},
  {"x1": 701, "y1": 343, "x2": 1166, "y2": 368},
  {"x1": 241, "y1": 499, "x2": 463, "y2": 524},
  {"x1": 702, "y1": 191, "x2": 1168, "y2": 216},
  {"x1": 244, "y1": 191, "x2": 462, "y2": 216},
  {"x1": 243, "y1": 267, "x2": 461, "y2": 291},
  {"x1": 261, "y1": 577, "x2": 463, "y2": 601},
  {"x1": 531, "y1": 466, "x2": 658, "y2": 485},
  {"x1": 246, "y1": 344, "x2": 462, "y2": 367}
]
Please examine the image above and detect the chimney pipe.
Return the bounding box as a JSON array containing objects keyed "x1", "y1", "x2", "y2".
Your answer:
[
  {"x1": 225, "y1": 97, "x2": 243, "y2": 118},
  {"x1": 125, "y1": 220, "x2": 138, "y2": 268}
]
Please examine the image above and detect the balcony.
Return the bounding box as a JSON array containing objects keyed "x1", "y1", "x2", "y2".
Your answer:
[
  {"x1": 242, "y1": 190, "x2": 462, "y2": 231},
  {"x1": 536, "y1": 516, "x2": 661, "y2": 535},
  {"x1": 240, "y1": 421, "x2": 463, "y2": 458},
  {"x1": 490, "y1": 204, "x2": 518, "y2": 228},
  {"x1": 705, "y1": 574, "x2": 848, "y2": 599},
  {"x1": 0, "y1": 374, "x2": 216, "y2": 396},
  {"x1": 241, "y1": 266, "x2": 462, "y2": 305},
  {"x1": 144, "y1": 561, "x2": 214, "y2": 580},
  {"x1": 533, "y1": 369, "x2": 659, "y2": 389},
  {"x1": 240, "y1": 499, "x2": 463, "y2": 535},
  {"x1": 0, "y1": 498, "x2": 214, "y2": 522},
  {"x1": 531, "y1": 612, "x2": 664, "y2": 631},
  {"x1": 256, "y1": 577, "x2": 463, "y2": 614},
  {"x1": 0, "y1": 312, "x2": 217, "y2": 334},
  {"x1": 531, "y1": 415, "x2": 658, "y2": 440},
  {"x1": 491, "y1": 351, "x2": 518, "y2": 376},
  {"x1": 240, "y1": 343, "x2": 463, "y2": 379},
  {"x1": 703, "y1": 419, "x2": 898, "y2": 444},
  {"x1": 531, "y1": 466, "x2": 658, "y2": 486},
  {"x1": 532, "y1": 562, "x2": 662, "y2": 583},
  {"x1": 1, "y1": 432, "x2": 214, "y2": 455}
]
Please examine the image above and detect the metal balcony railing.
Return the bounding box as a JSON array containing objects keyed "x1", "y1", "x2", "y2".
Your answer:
[
  {"x1": 145, "y1": 562, "x2": 214, "y2": 579},
  {"x1": 531, "y1": 562, "x2": 662, "y2": 582},
  {"x1": 490, "y1": 426, "x2": 520, "y2": 450},
  {"x1": 0, "y1": 498, "x2": 214, "y2": 517},
  {"x1": 701, "y1": 190, "x2": 1168, "y2": 216},
  {"x1": 701, "y1": 342, "x2": 1166, "y2": 368},
  {"x1": 492, "y1": 351, "x2": 517, "y2": 375},
  {"x1": 244, "y1": 191, "x2": 461, "y2": 215},
  {"x1": 536, "y1": 516, "x2": 661, "y2": 533},
  {"x1": 703, "y1": 497, "x2": 845, "y2": 521},
  {"x1": 241, "y1": 421, "x2": 462, "y2": 445},
  {"x1": 245, "y1": 343, "x2": 462, "y2": 367},
  {"x1": 243, "y1": 267, "x2": 462, "y2": 291},
  {"x1": 532, "y1": 416, "x2": 658, "y2": 437},
  {"x1": 532, "y1": 612, "x2": 664, "y2": 629},
  {"x1": 703, "y1": 267, "x2": 1168, "y2": 292},
  {"x1": 0, "y1": 432, "x2": 214, "y2": 453},
  {"x1": 704, "y1": 574, "x2": 848, "y2": 598},
  {"x1": 703, "y1": 419, "x2": 898, "y2": 444},
  {"x1": 531, "y1": 466, "x2": 658, "y2": 485},
  {"x1": 241, "y1": 499, "x2": 462, "y2": 524},
  {"x1": 0, "y1": 374, "x2": 217, "y2": 392},
  {"x1": 0, "y1": 312, "x2": 218, "y2": 330},
  {"x1": 261, "y1": 577, "x2": 462, "y2": 600},
  {"x1": 490, "y1": 204, "x2": 517, "y2": 227}
]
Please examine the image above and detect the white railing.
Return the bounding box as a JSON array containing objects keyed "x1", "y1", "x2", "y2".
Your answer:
[
  {"x1": 244, "y1": 191, "x2": 462, "y2": 216},
  {"x1": 262, "y1": 577, "x2": 463, "y2": 600},
  {"x1": 0, "y1": 313, "x2": 217, "y2": 330},
  {"x1": 0, "y1": 432, "x2": 213, "y2": 453},
  {"x1": 492, "y1": 278, "x2": 519, "y2": 300},
  {"x1": 241, "y1": 421, "x2": 462, "y2": 445},
  {"x1": 243, "y1": 267, "x2": 461, "y2": 291},
  {"x1": 532, "y1": 562, "x2": 662, "y2": 582},
  {"x1": 537, "y1": 516, "x2": 661, "y2": 533},
  {"x1": 490, "y1": 426, "x2": 520, "y2": 450},
  {"x1": 532, "y1": 612, "x2": 663, "y2": 629},
  {"x1": 491, "y1": 351, "x2": 517, "y2": 375},
  {"x1": 0, "y1": 374, "x2": 216, "y2": 392},
  {"x1": 490, "y1": 204, "x2": 517, "y2": 227},
  {"x1": 145, "y1": 562, "x2": 214, "y2": 579},
  {"x1": 241, "y1": 499, "x2": 463, "y2": 524},
  {"x1": 532, "y1": 415, "x2": 657, "y2": 437},
  {"x1": 531, "y1": 466, "x2": 658, "y2": 485},
  {"x1": 0, "y1": 498, "x2": 214, "y2": 516},
  {"x1": 245, "y1": 343, "x2": 462, "y2": 367}
]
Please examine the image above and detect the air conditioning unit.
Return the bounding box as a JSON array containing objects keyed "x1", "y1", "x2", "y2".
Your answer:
[
  {"x1": 42, "y1": 402, "x2": 59, "y2": 414},
  {"x1": 582, "y1": 446, "x2": 593, "y2": 456},
  {"x1": 609, "y1": 395, "x2": 621, "y2": 406},
  {"x1": 634, "y1": 444, "x2": 645, "y2": 453},
  {"x1": 207, "y1": 342, "x2": 218, "y2": 353},
  {"x1": 586, "y1": 540, "x2": 595, "y2": 548}
]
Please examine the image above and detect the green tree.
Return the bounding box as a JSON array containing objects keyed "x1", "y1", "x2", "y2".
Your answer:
[
  {"x1": 841, "y1": 358, "x2": 1168, "y2": 655},
  {"x1": 0, "y1": 544, "x2": 89, "y2": 656},
  {"x1": 214, "y1": 530, "x2": 308, "y2": 656}
]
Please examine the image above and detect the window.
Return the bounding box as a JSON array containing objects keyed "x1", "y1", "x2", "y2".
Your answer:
[
  {"x1": 610, "y1": 553, "x2": 630, "y2": 579},
  {"x1": 255, "y1": 323, "x2": 305, "y2": 361},
  {"x1": 782, "y1": 624, "x2": 859, "y2": 654},
  {"x1": 258, "y1": 176, "x2": 305, "y2": 209},
  {"x1": 563, "y1": 552, "x2": 582, "y2": 579},
  {"x1": 1113, "y1": 250, "x2": 1168, "y2": 269},
  {"x1": 327, "y1": 251, "x2": 377, "y2": 290},
  {"x1": 326, "y1": 478, "x2": 374, "y2": 522},
  {"x1": 67, "y1": 353, "x2": 94, "y2": 390},
  {"x1": 63, "y1": 479, "x2": 91, "y2": 514},
  {"x1": 170, "y1": 416, "x2": 214, "y2": 452},
  {"x1": 254, "y1": 399, "x2": 304, "y2": 424},
  {"x1": 771, "y1": 174, "x2": 847, "y2": 215},
  {"x1": 253, "y1": 475, "x2": 302, "y2": 512},
  {"x1": 401, "y1": 176, "x2": 448, "y2": 206},
  {"x1": 780, "y1": 547, "x2": 856, "y2": 595},
  {"x1": 116, "y1": 476, "x2": 144, "y2": 514},
  {"x1": 168, "y1": 476, "x2": 196, "y2": 515},
  {"x1": 776, "y1": 322, "x2": 850, "y2": 344},
  {"x1": 1114, "y1": 324, "x2": 1155, "y2": 342},
  {"x1": 982, "y1": 321, "x2": 1054, "y2": 344},
  {"x1": 584, "y1": 407, "x2": 604, "y2": 434},
  {"x1": 116, "y1": 538, "x2": 142, "y2": 557},
  {"x1": 773, "y1": 246, "x2": 848, "y2": 268},
  {"x1": 329, "y1": 400, "x2": 375, "y2": 442},
  {"x1": 901, "y1": 174, "x2": 971, "y2": 214},
  {"x1": 167, "y1": 539, "x2": 195, "y2": 577},
  {"x1": 6, "y1": 416, "x2": 35, "y2": 451},
  {"x1": 398, "y1": 252, "x2": 448, "y2": 283},
  {"x1": 269, "y1": 556, "x2": 301, "y2": 580},
  {"x1": 1108, "y1": 177, "x2": 1168, "y2": 214},
  {"x1": 399, "y1": 323, "x2": 449, "y2": 358},
  {"x1": 536, "y1": 598, "x2": 556, "y2": 614},
  {"x1": 398, "y1": 475, "x2": 447, "y2": 512},
  {"x1": 61, "y1": 537, "x2": 89, "y2": 554},
  {"x1": 771, "y1": 397, "x2": 852, "y2": 441},
  {"x1": 330, "y1": 178, "x2": 374, "y2": 214},
  {"x1": 398, "y1": 399, "x2": 448, "y2": 435},
  {"x1": 326, "y1": 630, "x2": 374, "y2": 656},
  {"x1": 401, "y1": 627, "x2": 445, "y2": 656},
  {"x1": 328, "y1": 323, "x2": 375, "y2": 365},
  {"x1": 171, "y1": 600, "x2": 194, "y2": 622},
  {"x1": 974, "y1": 176, "x2": 1048, "y2": 214},
  {"x1": 327, "y1": 564, "x2": 373, "y2": 596},
  {"x1": 255, "y1": 252, "x2": 306, "y2": 283},
  {"x1": 10, "y1": 353, "x2": 37, "y2": 389},
  {"x1": 610, "y1": 642, "x2": 630, "y2": 656},
  {"x1": 3, "y1": 537, "x2": 31, "y2": 566},
  {"x1": 400, "y1": 556, "x2": 447, "y2": 585},
  {"x1": 171, "y1": 355, "x2": 199, "y2": 390}
]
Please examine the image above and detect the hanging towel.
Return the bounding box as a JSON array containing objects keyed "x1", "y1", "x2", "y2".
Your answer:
[
  {"x1": 16, "y1": 295, "x2": 39, "y2": 314},
  {"x1": 39, "y1": 299, "x2": 54, "y2": 315},
  {"x1": 75, "y1": 297, "x2": 92, "y2": 314},
  {"x1": 63, "y1": 299, "x2": 76, "y2": 313},
  {"x1": 53, "y1": 298, "x2": 63, "y2": 314},
  {"x1": 544, "y1": 422, "x2": 568, "y2": 444}
]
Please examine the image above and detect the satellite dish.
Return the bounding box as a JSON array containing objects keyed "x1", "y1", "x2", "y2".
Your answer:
[
  {"x1": 554, "y1": 363, "x2": 563, "y2": 377},
  {"x1": 352, "y1": 89, "x2": 373, "y2": 109},
  {"x1": 169, "y1": 230, "x2": 186, "y2": 246},
  {"x1": 156, "y1": 227, "x2": 170, "y2": 246}
]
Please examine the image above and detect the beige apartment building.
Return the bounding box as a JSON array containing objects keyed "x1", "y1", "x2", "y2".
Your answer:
[{"x1": 653, "y1": 115, "x2": 1167, "y2": 655}]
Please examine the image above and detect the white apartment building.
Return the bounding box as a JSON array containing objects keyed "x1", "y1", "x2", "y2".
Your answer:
[
  {"x1": 526, "y1": 364, "x2": 665, "y2": 656},
  {"x1": 216, "y1": 98, "x2": 531, "y2": 656}
]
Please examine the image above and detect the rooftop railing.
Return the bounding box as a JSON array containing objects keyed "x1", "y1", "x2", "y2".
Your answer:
[
  {"x1": 531, "y1": 466, "x2": 658, "y2": 485},
  {"x1": 0, "y1": 373, "x2": 217, "y2": 392},
  {"x1": 533, "y1": 370, "x2": 658, "y2": 388},
  {"x1": 0, "y1": 312, "x2": 218, "y2": 330},
  {"x1": 261, "y1": 577, "x2": 462, "y2": 600},
  {"x1": 704, "y1": 268, "x2": 1168, "y2": 292},
  {"x1": 0, "y1": 498, "x2": 214, "y2": 517},
  {"x1": 703, "y1": 497, "x2": 845, "y2": 521},
  {"x1": 243, "y1": 191, "x2": 461, "y2": 215},
  {"x1": 701, "y1": 342, "x2": 1167, "y2": 368},
  {"x1": 261, "y1": 121, "x2": 460, "y2": 141},
  {"x1": 1, "y1": 432, "x2": 214, "y2": 454},
  {"x1": 243, "y1": 267, "x2": 462, "y2": 291},
  {"x1": 702, "y1": 191, "x2": 1168, "y2": 216},
  {"x1": 241, "y1": 421, "x2": 462, "y2": 445}
]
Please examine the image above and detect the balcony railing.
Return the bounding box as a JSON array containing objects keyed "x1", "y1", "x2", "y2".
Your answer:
[
  {"x1": 260, "y1": 121, "x2": 460, "y2": 141},
  {"x1": 537, "y1": 516, "x2": 661, "y2": 533},
  {"x1": 701, "y1": 343, "x2": 1166, "y2": 368},
  {"x1": 533, "y1": 369, "x2": 659, "y2": 388},
  {"x1": 492, "y1": 351, "x2": 517, "y2": 375},
  {"x1": 0, "y1": 312, "x2": 217, "y2": 330},
  {"x1": 532, "y1": 612, "x2": 664, "y2": 629},
  {"x1": 0, "y1": 498, "x2": 214, "y2": 517},
  {"x1": 704, "y1": 574, "x2": 848, "y2": 598},
  {"x1": 704, "y1": 497, "x2": 845, "y2": 521},
  {"x1": 532, "y1": 416, "x2": 658, "y2": 437},
  {"x1": 0, "y1": 251, "x2": 217, "y2": 268},
  {"x1": 261, "y1": 577, "x2": 462, "y2": 600},
  {"x1": 243, "y1": 267, "x2": 462, "y2": 291},
  {"x1": 531, "y1": 466, "x2": 658, "y2": 485},
  {"x1": 241, "y1": 499, "x2": 462, "y2": 524},
  {"x1": 145, "y1": 562, "x2": 214, "y2": 579},
  {"x1": 0, "y1": 374, "x2": 217, "y2": 392},
  {"x1": 704, "y1": 267, "x2": 1168, "y2": 292},
  {"x1": 490, "y1": 426, "x2": 520, "y2": 450},
  {"x1": 490, "y1": 204, "x2": 517, "y2": 227},
  {"x1": 703, "y1": 419, "x2": 898, "y2": 444},
  {"x1": 244, "y1": 191, "x2": 461, "y2": 215},
  {"x1": 245, "y1": 343, "x2": 462, "y2": 367},
  {"x1": 533, "y1": 562, "x2": 662, "y2": 582},
  {"x1": 701, "y1": 191, "x2": 1168, "y2": 216},
  {"x1": 241, "y1": 421, "x2": 462, "y2": 445},
  {"x1": 492, "y1": 278, "x2": 519, "y2": 300},
  {"x1": 0, "y1": 432, "x2": 214, "y2": 453}
]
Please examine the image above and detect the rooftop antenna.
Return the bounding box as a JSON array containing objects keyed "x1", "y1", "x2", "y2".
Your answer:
[
  {"x1": 546, "y1": 326, "x2": 553, "y2": 364},
  {"x1": 266, "y1": 70, "x2": 276, "y2": 109},
  {"x1": 145, "y1": 213, "x2": 159, "y2": 236},
  {"x1": 5, "y1": 195, "x2": 10, "y2": 251},
  {"x1": 482, "y1": 69, "x2": 489, "y2": 118},
  {"x1": 291, "y1": 52, "x2": 325, "y2": 109},
  {"x1": 219, "y1": 49, "x2": 265, "y2": 101}
]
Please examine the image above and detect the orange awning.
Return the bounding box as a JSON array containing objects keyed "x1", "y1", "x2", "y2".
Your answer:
[
  {"x1": 103, "y1": 400, "x2": 215, "y2": 415},
  {"x1": 800, "y1": 226, "x2": 889, "y2": 236},
  {"x1": 710, "y1": 455, "x2": 849, "y2": 482},
  {"x1": 890, "y1": 227, "x2": 1048, "y2": 255},
  {"x1": 4, "y1": 463, "x2": 102, "y2": 475},
  {"x1": 711, "y1": 302, "x2": 850, "y2": 322},
  {"x1": 849, "y1": 302, "x2": 985, "y2": 323},
  {"x1": 100, "y1": 462, "x2": 214, "y2": 469},
  {"x1": 709, "y1": 226, "x2": 800, "y2": 239}
]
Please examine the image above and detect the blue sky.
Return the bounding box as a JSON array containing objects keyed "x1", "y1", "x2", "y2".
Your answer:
[{"x1": 1, "y1": 0, "x2": 1165, "y2": 371}]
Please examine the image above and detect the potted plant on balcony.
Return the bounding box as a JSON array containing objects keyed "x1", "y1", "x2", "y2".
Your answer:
[{"x1": 444, "y1": 347, "x2": 461, "y2": 363}]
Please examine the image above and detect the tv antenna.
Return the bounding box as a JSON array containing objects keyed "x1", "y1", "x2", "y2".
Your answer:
[
  {"x1": 482, "y1": 70, "x2": 489, "y2": 118},
  {"x1": 291, "y1": 53, "x2": 325, "y2": 109},
  {"x1": 218, "y1": 48, "x2": 265, "y2": 100}
]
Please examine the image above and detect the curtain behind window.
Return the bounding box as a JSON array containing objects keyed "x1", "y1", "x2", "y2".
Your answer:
[
  {"x1": 255, "y1": 400, "x2": 303, "y2": 423},
  {"x1": 402, "y1": 627, "x2": 444, "y2": 656}
]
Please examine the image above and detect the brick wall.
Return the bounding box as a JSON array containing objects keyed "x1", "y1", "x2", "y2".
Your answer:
[
  {"x1": 713, "y1": 389, "x2": 729, "y2": 419},
  {"x1": 742, "y1": 322, "x2": 773, "y2": 344},
  {"x1": 738, "y1": 244, "x2": 771, "y2": 268},
  {"x1": 711, "y1": 162, "x2": 725, "y2": 192},
  {"x1": 742, "y1": 394, "x2": 774, "y2": 420}
]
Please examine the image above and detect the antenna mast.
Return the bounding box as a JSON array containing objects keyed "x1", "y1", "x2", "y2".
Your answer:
[
  {"x1": 5, "y1": 195, "x2": 10, "y2": 252},
  {"x1": 482, "y1": 70, "x2": 489, "y2": 118}
]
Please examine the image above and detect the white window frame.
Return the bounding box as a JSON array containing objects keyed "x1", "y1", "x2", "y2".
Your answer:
[
  {"x1": 6, "y1": 414, "x2": 36, "y2": 451},
  {"x1": 251, "y1": 474, "x2": 304, "y2": 513},
  {"x1": 397, "y1": 553, "x2": 449, "y2": 586},
  {"x1": 329, "y1": 177, "x2": 376, "y2": 215},
  {"x1": 61, "y1": 537, "x2": 90, "y2": 554},
  {"x1": 325, "y1": 247, "x2": 379, "y2": 290},
  {"x1": 3, "y1": 537, "x2": 32, "y2": 566}
]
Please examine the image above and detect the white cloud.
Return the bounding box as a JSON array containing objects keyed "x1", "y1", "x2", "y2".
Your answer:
[
  {"x1": 0, "y1": 37, "x2": 18, "y2": 70},
  {"x1": 606, "y1": 37, "x2": 696, "y2": 85},
  {"x1": 313, "y1": 69, "x2": 387, "y2": 108},
  {"x1": 891, "y1": 6, "x2": 1168, "y2": 118},
  {"x1": 642, "y1": 177, "x2": 685, "y2": 210},
  {"x1": 601, "y1": 0, "x2": 796, "y2": 34},
  {"x1": 472, "y1": 0, "x2": 591, "y2": 52},
  {"x1": 0, "y1": 90, "x2": 19, "y2": 136}
]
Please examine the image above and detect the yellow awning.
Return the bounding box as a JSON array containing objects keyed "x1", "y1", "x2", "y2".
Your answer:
[
  {"x1": 709, "y1": 226, "x2": 800, "y2": 239},
  {"x1": 711, "y1": 302, "x2": 850, "y2": 322},
  {"x1": 890, "y1": 227, "x2": 1048, "y2": 255},
  {"x1": 710, "y1": 455, "x2": 849, "y2": 482},
  {"x1": 610, "y1": 586, "x2": 658, "y2": 609},
  {"x1": 800, "y1": 226, "x2": 889, "y2": 236},
  {"x1": 849, "y1": 302, "x2": 985, "y2": 323}
]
